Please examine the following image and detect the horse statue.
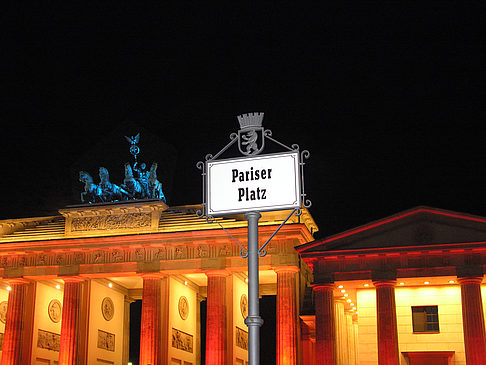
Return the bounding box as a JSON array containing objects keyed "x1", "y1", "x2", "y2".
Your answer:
[
  {"x1": 122, "y1": 162, "x2": 144, "y2": 199},
  {"x1": 148, "y1": 162, "x2": 166, "y2": 202},
  {"x1": 79, "y1": 171, "x2": 102, "y2": 203},
  {"x1": 99, "y1": 167, "x2": 129, "y2": 201}
]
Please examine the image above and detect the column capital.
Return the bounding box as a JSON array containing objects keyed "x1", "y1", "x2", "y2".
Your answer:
[
  {"x1": 139, "y1": 272, "x2": 165, "y2": 280},
  {"x1": 124, "y1": 295, "x2": 136, "y2": 304},
  {"x1": 335, "y1": 297, "x2": 347, "y2": 304},
  {"x1": 204, "y1": 269, "x2": 231, "y2": 278},
  {"x1": 311, "y1": 282, "x2": 334, "y2": 292},
  {"x1": 60, "y1": 276, "x2": 86, "y2": 283},
  {"x1": 373, "y1": 279, "x2": 397, "y2": 288},
  {"x1": 458, "y1": 276, "x2": 484, "y2": 285},
  {"x1": 274, "y1": 265, "x2": 300, "y2": 274},
  {"x1": 4, "y1": 277, "x2": 30, "y2": 285}
]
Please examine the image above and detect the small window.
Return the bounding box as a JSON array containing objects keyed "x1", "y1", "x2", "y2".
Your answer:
[{"x1": 412, "y1": 306, "x2": 439, "y2": 333}]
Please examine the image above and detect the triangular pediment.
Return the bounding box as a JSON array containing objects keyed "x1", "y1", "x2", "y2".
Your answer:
[{"x1": 297, "y1": 206, "x2": 486, "y2": 253}]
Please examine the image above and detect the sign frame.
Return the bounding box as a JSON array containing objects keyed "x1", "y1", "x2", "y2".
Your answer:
[{"x1": 206, "y1": 151, "x2": 302, "y2": 217}]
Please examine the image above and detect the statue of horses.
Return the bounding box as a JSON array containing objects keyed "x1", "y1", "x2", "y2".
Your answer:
[
  {"x1": 148, "y1": 162, "x2": 166, "y2": 202},
  {"x1": 122, "y1": 163, "x2": 144, "y2": 199},
  {"x1": 79, "y1": 171, "x2": 102, "y2": 203},
  {"x1": 99, "y1": 167, "x2": 129, "y2": 201}
]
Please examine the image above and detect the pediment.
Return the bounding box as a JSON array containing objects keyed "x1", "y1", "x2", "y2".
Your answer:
[{"x1": 297, "y1": 206, "x2": 486, "y2": 253}]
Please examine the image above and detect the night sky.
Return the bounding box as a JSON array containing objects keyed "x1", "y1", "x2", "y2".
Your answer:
[
  {"x1": 2, "y1": 3, "x2": 486, "y2": 364},
  {"x1": 2, "y1": 2, "x2": 486, "y2": 239}
]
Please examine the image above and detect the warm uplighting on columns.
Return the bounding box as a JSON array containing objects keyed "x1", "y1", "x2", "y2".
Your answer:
[
  {"x1": 373, "y1": 280, "x2": 399, "y2": 365},
  {"x1": 58, "y1": 277, "x2": 85, "y2": 365},
  {"x1": 312, "y1": 283, "x2": 336, "y2": 364},
  {"x1": 205, "y1": 270, "x2": 229, "y2": 365},
  {"x1": 139, "y1": 274, "x2": 163, "y2": 365},
  {"x1": 275, "y1": 266, "x2": 299, "y2": 365},
  {"x1": 458, "y1": 276, "x2": 486, "y2": 365},
  {"x1": 1, "y1": 279, "x2": 28, "y2": 365}
]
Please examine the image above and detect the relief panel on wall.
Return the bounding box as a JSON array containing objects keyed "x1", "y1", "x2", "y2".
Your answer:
[
  {"x1": 97, "y1": 329, "x2": 115, "y2": 352},
  {"x1": 37, "y1": 329, "x2": 60, "y2": 352},
  {"x1": 236, "y1": 327, "x2": 248, "y2": 351},
  {"x1": 172, "y1": 328, "x2": 193, "y2": 353}
]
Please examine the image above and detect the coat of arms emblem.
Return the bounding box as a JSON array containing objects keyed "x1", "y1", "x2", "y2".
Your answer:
[{"x1": 237, "y1": 112, "x2": 265, "y2": 156}]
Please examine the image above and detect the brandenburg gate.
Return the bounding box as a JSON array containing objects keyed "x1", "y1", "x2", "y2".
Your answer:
[{"x1": 0, "y1": 200, "x2": 317, "y2": 364}]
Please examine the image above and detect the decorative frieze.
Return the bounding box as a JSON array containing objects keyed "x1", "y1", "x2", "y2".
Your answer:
[
  {"x1": 236, "y1": 327, "x2": 248, "y2": 350},
  {"x1": 172, "y1": 328, "x2": 193, "y2": 353},
  {"x1": 37, "y1": 329, "x2": 60, "y2": 352},
  {"x1": 97, "y1": 329, "x2": 115, "y2": 352},
  {"x1": 71, "y1": 213, "x2": 152, "y2": 232},
  {"x1": 1, "y1": 237, "x2": 283, "y2": 271}
]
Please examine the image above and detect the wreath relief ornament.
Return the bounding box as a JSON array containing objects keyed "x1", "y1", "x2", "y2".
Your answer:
[
  {"x1": 240, "y1": 294, "x2": 248, "y2": 319},
  {"x1": 178, "y1": 296, "x2": 189, "y2": 320},
  {"x1": 102, "y1": 297, "x2": 114, "y2": 321},
  {"x1": 0, "y1": 301, "x2": 7, "y2": 324},
  {"x1": 48, "y1": 299, "x2": 62, "y2": 323}
]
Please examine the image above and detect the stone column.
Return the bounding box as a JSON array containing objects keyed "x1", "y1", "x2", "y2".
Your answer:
[
  {"x1": 123, "y1": 295, "x2": 135, "y2": 365},
  {"x1": 301, "y1": 320, "x2": 315, "y2": 365},
  {"x1": 1, "y1": 279, "x2": 29, "y2": 365},
  {"x1": 196, "y1": 293, "x2": 205, "y2": 365},
  {"x1": 276, "y1": 267, "x2": 299, "y2": 365},
  {"x1": 373, "y1": 280, "x2": 399, "y2": 365},
  {"x1": 139, "y1": 274, "x2": 163, "y2": 365},
  {"x1": 459, "y1": 276, "x2": 486, "y2": 364},
  {"x1": 312, "y1": 283, "x2": 336, "y2": 365},
  {"x1": 345, "y1": 311, "x2": 356, "y2": 365},
  {"x1": 334, "y1": 299, "x2": 348, "y2": 365},
  {"x1": 353, "y1": 315, "x2": 359, "y2": 365},
  {"x1": 205, "y1": 271, "x2": 228, "y2": 365},
  {"x1": 58, "y1": 277, "x2": 85, "y2": 365}
]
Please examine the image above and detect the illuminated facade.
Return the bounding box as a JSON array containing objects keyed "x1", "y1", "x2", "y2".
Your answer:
[
  {"x1": 3, "y1": 202, "x2": 486, "y2": 365},
  {"x1": 0, "y1": 200, "x2": 317, "y2": 365},
  {"x1": 297, "y1": 206, "x2": 486, "y2": 365}
]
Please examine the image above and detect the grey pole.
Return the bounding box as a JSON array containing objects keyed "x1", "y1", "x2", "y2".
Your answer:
[{"x1": 244, "y1": 211, "x2": 263, "y2": 365}]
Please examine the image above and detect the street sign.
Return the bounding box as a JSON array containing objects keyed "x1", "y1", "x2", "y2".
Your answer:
[{"x1": 206, "y1": 151, "x2": 301, "y2": 216}]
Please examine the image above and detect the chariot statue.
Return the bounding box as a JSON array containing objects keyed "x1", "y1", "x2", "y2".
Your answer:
[{"x1": 79, "y1": 133, "x2": 166, "y2": 204}]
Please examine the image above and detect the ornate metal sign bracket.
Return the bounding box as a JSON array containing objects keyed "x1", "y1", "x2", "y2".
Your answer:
[{"x1": 196, "y1": 112, "x2": 311, "y2": 224}]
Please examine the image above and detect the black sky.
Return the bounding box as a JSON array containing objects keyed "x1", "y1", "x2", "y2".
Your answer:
[{"x1": 2, "y1": 2, "x2": 486, "y2": 240}]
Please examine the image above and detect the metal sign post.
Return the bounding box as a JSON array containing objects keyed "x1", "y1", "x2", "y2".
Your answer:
[
  {"x1": 197, "y1": 113, "x2": 310, "y2": 365},
  {"x1": 245, "y1": 211, "x2": 263, "y2": 365}
]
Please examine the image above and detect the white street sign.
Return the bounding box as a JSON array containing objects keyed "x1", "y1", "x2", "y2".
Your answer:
[{"x1": 206, "y1": 151, "x2": 301, "y2": 216}]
